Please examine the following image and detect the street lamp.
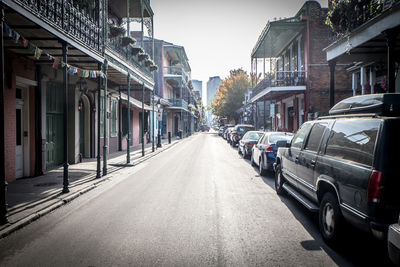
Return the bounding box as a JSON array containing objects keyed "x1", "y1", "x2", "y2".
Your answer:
[{"x1": 157, "y1": 99, "x2": 162, "y2": 148}]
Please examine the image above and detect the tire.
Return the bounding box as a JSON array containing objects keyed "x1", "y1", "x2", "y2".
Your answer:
[
  {"x1": 274, "y1": 164, "x2": 285, "y2": 195},
  {"x1": 251, "y1": 153, "x2": 256, "y2": 167},
  {"x1": 319, "y1": 192, "x2": 344, "y2": 245},
  {"x1": 243, "y1": 149, "x2": 247, "y2": 159},
  {"x1": 238, "y1": 146, "x2": 241, "y2": 155},
  {"x1": 259, "y1": 157, "x2": 267, "y2": 176}
]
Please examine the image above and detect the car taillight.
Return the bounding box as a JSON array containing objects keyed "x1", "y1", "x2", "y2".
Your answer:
[
  {"x1": 265, "y1": 146, "x2": 273, "y2": 152},
  {"x1": 367, "y1": 170, "x2": 384, "y2": 204},
  {"x1": 247, "y1": 143, "x2": 254, "y2": 147}
]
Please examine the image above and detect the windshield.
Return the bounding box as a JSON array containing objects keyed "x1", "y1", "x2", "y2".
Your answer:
[
  {"x1": 246, "y1": 132, "x2": 263, "y2": 140},
  {"x1": 269, "y1": 134, "x2": 293, "y2": 144}
]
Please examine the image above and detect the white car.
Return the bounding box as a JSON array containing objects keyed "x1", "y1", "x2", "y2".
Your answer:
[{"x1": 388, "y1": 214, "x2": 400, "y2": 265}]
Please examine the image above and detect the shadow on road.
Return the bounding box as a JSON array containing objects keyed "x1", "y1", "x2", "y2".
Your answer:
[{"x1": 233, "y1": 146, "x2": 394, "y2": 266}]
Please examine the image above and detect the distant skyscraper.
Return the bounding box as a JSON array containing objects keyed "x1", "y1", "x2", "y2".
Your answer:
[
  {"x1": 192, "y1": 80, "x2": 202, "y2": 98},
  {"x1": 206, "y1": 76, "x2": 222, "y2": 124},
  {"x1": 206, "y1": 76, "x2": 221, "y2": 106}
]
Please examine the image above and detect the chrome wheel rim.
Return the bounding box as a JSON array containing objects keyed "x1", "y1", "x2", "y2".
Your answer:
[{"x1": 322, "y1": 203, "x2": 335, "y2": 235}]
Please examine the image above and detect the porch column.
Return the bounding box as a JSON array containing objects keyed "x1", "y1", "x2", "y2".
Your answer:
[
  {"x1": 263, "y1": 100, "x2": 266, "y2": 129},
  {"x1": 62, "y1": 42, "x2": 69, "y2": 193},
  {"x1": 328, "y1": 60, "x2": 336, "y2": 108},
  {"x1": 96, "y1": 62, "x2": 102, "y2": 178},
  {"x1": 370, "y1": 67, "x2": 376, "y2": 94},
  {"x1": 0, "y1": 5, "x2": 7, "y2": 223},
  {"x1": 352, "y1": 72, "x2": 358, "y2": 96},
  {"x1": 102, "y1": 60, "x2": 108, "y2": 176},
  {"x1": 360, "y1": 66, "x2": 366, "y2": 95},
  {"x1": 384, "y1": 27, "x2": 399, "y2": 93},
  {"x1": 141, "y1": 83, "x2": 145, "y2": 157},
  {"x1": 127, "y1": 73, "x2": 131, "y2": 164}
]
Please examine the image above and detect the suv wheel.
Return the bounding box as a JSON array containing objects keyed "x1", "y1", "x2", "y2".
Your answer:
[
  {"x1": 274, "y1": 164, "x2": 285, "y2": 195},
  {"x1": 319, "y1": 192, "x2": 344, "y2": 245},
  {"x1": 238, "y1": 147, "x2": 241, "y2": 155}
]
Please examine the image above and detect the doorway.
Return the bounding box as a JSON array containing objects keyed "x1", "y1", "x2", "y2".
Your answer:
[
  {"x1": 16, "y1": 97, "x2": 23, "y2": 178},
  {"x1": 79, "y1": 95, "x2": 91, "y2": 158}
]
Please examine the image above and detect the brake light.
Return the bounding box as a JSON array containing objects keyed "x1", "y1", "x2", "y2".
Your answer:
[
  {"x1": 247, "y1": 143, "x2": 254, "y2": 147},
  {"x1": 265, "y1": 146, "x2": 273, "y2": 152},
  {"x1": 367, "y1": 170, "x2": 384, "y2": 204}
]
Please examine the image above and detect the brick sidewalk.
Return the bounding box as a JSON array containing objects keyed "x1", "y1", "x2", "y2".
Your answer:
[{"x1": 0, "y1": 136, "x2": 185, "y2": 238}]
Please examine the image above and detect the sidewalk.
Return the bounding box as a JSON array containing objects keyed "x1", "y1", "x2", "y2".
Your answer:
[{"x1": 0, "y1": 136, "x2": 185, "y2": 238}]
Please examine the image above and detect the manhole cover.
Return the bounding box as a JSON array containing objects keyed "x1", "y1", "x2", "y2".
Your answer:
[{"x1": 34, "y1": 182, "x2": 58, "y2": 187}]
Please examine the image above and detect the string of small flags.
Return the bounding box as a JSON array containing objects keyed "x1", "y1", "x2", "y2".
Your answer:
[{"x1": 3, "y1": 23, "x2": 106, "y2": 79}]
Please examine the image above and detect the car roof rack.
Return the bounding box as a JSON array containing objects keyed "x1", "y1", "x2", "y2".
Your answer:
[{"x1": 328, "y1": 93, "x2": 400, "y2": 117}]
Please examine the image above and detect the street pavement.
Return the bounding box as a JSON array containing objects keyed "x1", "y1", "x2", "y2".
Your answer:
[{"x1": 0, "y1": 132, "x2": 392, "y2": 266}]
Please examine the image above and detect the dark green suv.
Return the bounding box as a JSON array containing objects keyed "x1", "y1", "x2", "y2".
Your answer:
[{"x1": 274, "y1": 94, "x2": 400, "y2": 244}]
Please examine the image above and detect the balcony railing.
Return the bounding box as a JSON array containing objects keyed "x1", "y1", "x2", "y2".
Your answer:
[
  {"x1": 106, "y1": 33, "x2": 152, "y2": 77},
  {"x1": 168, "y1": 98, "x2": 188, "y2": 110},
  {"x1": 327, "y1": 0, "x2": 400, "y2": 40},
  {"x1": 14, "y1": 0, "x2": 102, "y2": 52},
  {"x1": 252, "y1": 71, "x2": 305, "y2": 98},
  {"x1": 164, "y1": 66, "x2": 190, "y2": 84}
]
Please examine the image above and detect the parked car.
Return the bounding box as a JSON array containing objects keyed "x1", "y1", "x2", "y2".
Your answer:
[
  {"x1": 238, "y1": 131, "x2": 264, "y2": 158},
  {"x1": 251, "y1": 132, "x2": 293, "y2": 175},
  {"x1": 223, "y1": 126, "x2": 234, "y2": 140},
  {"x1": 226, "y1": 127, "x2": 235, "y2": 144},
  {"x1": 230, "y1": 124, "x2": 255, "y2": 147},
  {"x1": 274, "y1": 93, "x2": 400, "y2": 245},
  {"x1": 388, "y1": 214, "x2": 400, "y2": 265}
]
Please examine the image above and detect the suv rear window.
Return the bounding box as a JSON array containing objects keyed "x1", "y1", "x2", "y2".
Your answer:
[
  {"x1": 237, "y1": 126, "x2": 253, "y2": 133},
  {"x1": 325, "y1": 119, "x2": 381, "y2": 166}
]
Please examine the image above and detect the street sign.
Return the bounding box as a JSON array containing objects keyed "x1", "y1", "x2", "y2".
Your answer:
[{"x1": 270, "y1": 103, "x2": 275, "y2": 118}]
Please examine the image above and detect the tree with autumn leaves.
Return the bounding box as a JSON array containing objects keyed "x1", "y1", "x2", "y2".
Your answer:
[{"x1": 212, "y1": 69, "x2": 250, "y2": 122}]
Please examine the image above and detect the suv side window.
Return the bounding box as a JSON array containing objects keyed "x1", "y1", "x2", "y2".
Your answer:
[
  {"x1": 291, "y1": 123, "x2": 313, "y2": 149},
  {"x1": 304, "y1": 122, "x2": 328, "y2": 152},
  {"x1": 325, "y1": 119, "x2": 381, "y2": 166}
]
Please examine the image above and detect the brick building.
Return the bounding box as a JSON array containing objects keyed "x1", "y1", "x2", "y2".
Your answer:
[{"x1": 246, "y1": 1, "x2": 352, "y2": 132}]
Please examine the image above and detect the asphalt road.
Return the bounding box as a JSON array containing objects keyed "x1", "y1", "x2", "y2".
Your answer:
[{"x1": 0, "y1": 132, "x2": 392, "y2": 266}]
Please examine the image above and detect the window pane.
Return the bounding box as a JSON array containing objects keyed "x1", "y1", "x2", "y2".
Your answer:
[
  {"x1": 325, "y1": 119, "x2": 380, "y2": 166},
  {"x1": 269, "y1": 133, "x2": 294, "y2": 144},
  {"x1": 304, "y1": 122, "x2": 327, "y2": 152},
  {"x1": 292, "y1": 123, "x2": 312, "y2": 149}
]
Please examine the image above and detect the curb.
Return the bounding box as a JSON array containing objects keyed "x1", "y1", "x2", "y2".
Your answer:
[{"x1": 0, "y1": 137, "x2": 183, "y2": 239}]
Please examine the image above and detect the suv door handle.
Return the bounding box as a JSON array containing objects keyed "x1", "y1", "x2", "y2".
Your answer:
[
  {"x1": 310, "y1": 160, "x2": 316, "y2": 166},
  {"x1": 295, "y1": 156, "x2": 299, "y2": 163}
]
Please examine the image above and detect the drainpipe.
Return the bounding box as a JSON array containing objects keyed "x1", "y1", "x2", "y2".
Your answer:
[
  {"x1": 127, "y1": 73, "x2": 131, "y2": 164},
  {"x1": 62, "y1": 41, "x2": 69, "y2": 193},
  {"x1": 96, "y1": 62, "x2": 102, "y2": 178},
  {"x1": 303, "y1": 15, "x2": 310, "y2": 120},
  {"x1": 329, "y1": 60, "x2": 336, "y2": 108},
  {"x1": 0, "y1": 5, "x2": 7, "y2": 224},
  {"x1": 35, "y1": 65, "x2": 43, "y2": 176}
]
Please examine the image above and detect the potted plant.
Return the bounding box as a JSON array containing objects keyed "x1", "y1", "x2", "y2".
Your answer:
[
  {"x1": 138, "y1": 53, "x2": 149, "y2": 62},
  {"x1": 145, "y1": 59, "x2": 154, "y2": 67},
  {"x1": 149, "y1": 64, "x2": 158, "y2": 72},
  {"x1": 130, "y1": 45, "x2": 144, "y2": 56},
  {"x1": 121, "y1": 36, "x2": 136, "y2": 47},
  {"x1": 109, "y1": 23, "x2": 126, "y2": 37}
]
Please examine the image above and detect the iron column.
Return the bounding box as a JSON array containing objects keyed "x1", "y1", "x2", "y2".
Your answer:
[
  {"x1": 62, "y1": 41, "x2": 69, "y2": 193},
  {"x1": 96, "y1": 62, "x2": 102, "y2": 178},
  {"x1": 141, "y1": 83, "x2": 145, "y2": 157},
  {"x1": 102, "y1": 59, "x2": 108, "y2": 176},
  {"x1": 0, "y1": 5, "x2": 7, "y2": 224},
  {"x1": 127, "y1": 73, "x2": 131, "y2": 163}
]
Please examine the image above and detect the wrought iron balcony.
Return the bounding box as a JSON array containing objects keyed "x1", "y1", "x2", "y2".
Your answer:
[
  {"x1": 105, "y1": 33, "x2": 152, "y2": 77},
  {"x1": 251, "y1": 71, "x2": 305, "y2": 98},
  {"x1": 164, "y1": 66, "x2": 190, "y2": 84},
  {"x1": 12, "y1": 0, "x2": 102, "y2": 53},
  {"x1": 327, "y1": 0, "x2": 400, "y2": 40},
  {"x1": 168, "y1": 98, "x2": 188, "y2": 110}
]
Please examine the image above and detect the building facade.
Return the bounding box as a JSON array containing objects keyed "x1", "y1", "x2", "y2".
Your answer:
[
  {"x1": 0, "y1": 0, "x2": 157, "y2": 204},
  {"x1": 247, "y1": 1, "x2": 352, "y2": 132},
  {"x1": 325, "y1": 0, "x2": 400, "y2": 98}
]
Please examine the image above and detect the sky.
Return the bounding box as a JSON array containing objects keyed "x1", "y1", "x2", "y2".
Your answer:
[{"x1": 151, "y1": 0, "x2": 328, "y2": 99}]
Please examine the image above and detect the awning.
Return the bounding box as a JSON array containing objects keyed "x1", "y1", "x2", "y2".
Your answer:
[
  {"x1": 252, "y1": 18, "x2": 305, "y2": 58},
  {"x1": 251, "y1": 86, "x2": 306, "y2": 103},
  {"x1": 120, "y1": 93, "x2": 152, "y2": 111}
]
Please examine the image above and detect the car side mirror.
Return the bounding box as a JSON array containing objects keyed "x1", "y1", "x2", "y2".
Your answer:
[{"x1": 276, "y1": 140, "x2": 290, "y2": 148}]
